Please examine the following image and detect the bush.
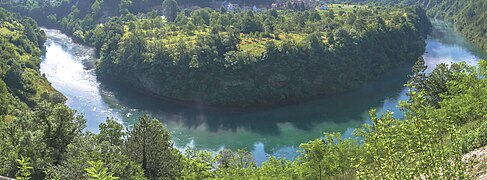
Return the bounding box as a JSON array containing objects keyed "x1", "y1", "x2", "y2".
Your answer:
[
  {"x1": 460, "y1": 132, "x2": 478, "y2": 153},
  {"x1": 475, "y1": 120, "x2": 487, "y2": 147}
]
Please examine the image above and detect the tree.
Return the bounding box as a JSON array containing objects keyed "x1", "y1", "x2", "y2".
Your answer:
[
  {"x1": 258, "y1": 157, "x2": 295, "y2": 179},
  {"x1": 162, "y1": 0, "x2": 179, "y2": 22},
  {"x1": 297, "y1": 133, "x2": 358, "y2": 180},
  {"x1": 85, "y1": 160, "x2": 119, "y2": 180},
  {"x1": 0, "y1": 81, "x2": 9, "y2": 115},
  {"x1": 180, "y1": 147, "x2": 215, "y2": 179},
  {"x1": 215, "y1": 149, "x2": 257, "y2": 178},
  {"x1": 328, "y1": 10, "x2": 335, "y2": 19},
  {"x1": 97, "y1": 118, "x2": 125, "y2": 146},
  {"x1": 35, "y1": 102, "x2": 86, "y2": 165},
  {"x1": 16, "y1": 156, "x2": 33, "y2": 180},
  {"x1": 91, "y1": 0, "x2": 103, "y2": 18},
  {"x1": 118, "y1": 0, "x2": 132, "y2": 15},
  {"x1": 125, "y1": 114, "x2": 182, "y2": 179}
]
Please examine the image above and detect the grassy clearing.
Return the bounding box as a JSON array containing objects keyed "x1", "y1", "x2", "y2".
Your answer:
[
  {"x1": 327, "y1": 4, "x2": 369, "y2": 11},
  {"x1": 238, "y1": 33, "x2": 308, "y2": 56},
  {"x1": 239, "y1": 36, "x2": 268, "y2": 56}
]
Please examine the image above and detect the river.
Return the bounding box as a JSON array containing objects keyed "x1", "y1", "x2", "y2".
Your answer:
[{"x1": 39, "y1": 19, "x2": 485, "y2": 164}]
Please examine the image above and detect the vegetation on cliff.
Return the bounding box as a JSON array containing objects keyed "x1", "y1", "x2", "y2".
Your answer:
[
  {"x1": 0, "y1": 7, "x2": 63, "y2": 109},
  {"x1": 93, "y1": 5, "x2": 430, "y2": 106},
  {"x1": 340, "y1": 0, "x2": 487, "y2": 52}
]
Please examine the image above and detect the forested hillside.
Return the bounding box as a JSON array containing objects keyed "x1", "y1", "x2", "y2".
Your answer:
[
  {"x1": 340, "y1": 0, "x2": 487, "y2": 52},
  {"x1": 0, "y1": 7, "x2": 81, "y2": 178},
  {"x1": 93, "y1": 6, "x2": 430, "y2": 106},
  {"x1": 0, "y1": 8, "x2": 63, "y2": 109}
]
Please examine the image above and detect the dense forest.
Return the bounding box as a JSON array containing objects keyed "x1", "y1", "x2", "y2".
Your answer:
[
  {"x1": 0, "y1": 8, "x2": 64, "y2": 110},
  {"x1": 339, "y1": 0, "x2": 487, "y2": 52},
  {"x1": 1, "y1": 0, "x2": 487, "y2": 179}
]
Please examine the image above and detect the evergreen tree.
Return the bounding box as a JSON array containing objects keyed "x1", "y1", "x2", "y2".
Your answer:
[
  {"x1": 125, "y1": 114, "x2": 182, "y2": 179},
  {"x1": 161, "y1": 0, "x2": 179, "y2": 22}
]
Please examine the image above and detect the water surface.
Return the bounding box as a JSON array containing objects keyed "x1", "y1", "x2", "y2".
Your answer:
[{"x1": 40, "y1": 19, "x2": 485, "y2": 163}]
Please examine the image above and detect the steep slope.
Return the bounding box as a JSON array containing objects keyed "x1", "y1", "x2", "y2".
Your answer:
[
  {"x1": 341, "y1": 0, "x2": 487, "y2": 51},
  {"x1": 0, "y1": 8, "x2": 64, "y2": 110}
]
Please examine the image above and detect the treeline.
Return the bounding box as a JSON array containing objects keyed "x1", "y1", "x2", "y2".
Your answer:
[
  {"x1": 92, "y1": 5, "x2": 431, "y2": 106},
  {"x1": 338, "y1": 0, "x2": 487, "y2": 52},
  {"x1": 0, "y1": 0, "x2": 274, "y2": 32}
]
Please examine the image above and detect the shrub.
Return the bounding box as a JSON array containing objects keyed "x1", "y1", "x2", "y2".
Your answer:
[{"x1": 475, "y1": 120, "x2": 487, "y2": 147}]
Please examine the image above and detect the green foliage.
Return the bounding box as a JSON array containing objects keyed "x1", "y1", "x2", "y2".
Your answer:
[
  {"x1": 460, "y1": 130, "x2": 478, "y2": 153},
  {"x1": 4, "y1": 2, "x2": 431, "y2": 107},
  {"x1": 257, "y1": 157, "x2": 296, "y2": 179},
  {"x1": 45, "y1": 124, "x2": 146, "y2": 180},
  {"x1": 0, "y1": 8, "x2": 77, "y2": 179},
  {"x1": 342, "y1": 0, "x2": 487, "y2": 52},
  {"x1": 35, "y1": 102, "x2": 87, "y2": 164},
  {"x1": 0, "y1": 7, "x2": 54, "y2": 108},
  {"x1": 85, "y1": 160, "x2": 118, "y2": 180},
  {"x1": 125, "y1": 114, "x2": 182, "y2": 179},
  {"x1": 16, "y1": 156, "x2": 33, "y2": 180},
  {"x1": 350, "y1": 61, "x2": 484, "y2": 179},
  {"x1": 355, "y1": 109, "x2": 466, "y2": 179},
  {"x1": 214, "y1": 149, "x2": 257, "y2": 179},
  {"x1": 161, "y1": 0, "x2": 179, "y2": 22},
  {"x1": 180, "y1": 147, "x2": 215, "y2": 180},
  {"x1": 97, "y1": 118, "x2": 125, "y2": 146},
  {"x1": 475, "y1": 121, "x2": 487, "y2": 148},
  {"x1": 296, "y1": 133, "x2": 358, "y2": 179}
]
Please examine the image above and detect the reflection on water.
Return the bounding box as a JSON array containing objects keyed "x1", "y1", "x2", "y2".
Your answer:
[
  {"x1": 40, "y1": 19, "x2": 485, "y2": 163},
  {"x1": 424, "y1": 20, "x2": 485, "y2": 70}
]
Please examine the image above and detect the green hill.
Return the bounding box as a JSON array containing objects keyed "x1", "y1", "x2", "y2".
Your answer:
[
  {"x1": 94, "y1": 6, "x2": 431, "y2": 106},
  {"x1": 340, "y1": 0, "x2": 487, "y2": 52}
]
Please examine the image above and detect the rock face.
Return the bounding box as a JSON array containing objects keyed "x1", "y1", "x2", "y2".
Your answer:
[{"x1": 463, "y1": 145, "x2": 487, "y2": 180}]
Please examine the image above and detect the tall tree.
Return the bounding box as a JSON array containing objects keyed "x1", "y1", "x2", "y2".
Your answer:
[
  {"x1": 161, "y1": 0, "x2": 179, "y2": 22},
  {"x1": 125, "y1": 114, "x2": 181, "y2": 179},
  {"x1": 35, "y1": 102, "x2": 86, "y2": 165}
]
